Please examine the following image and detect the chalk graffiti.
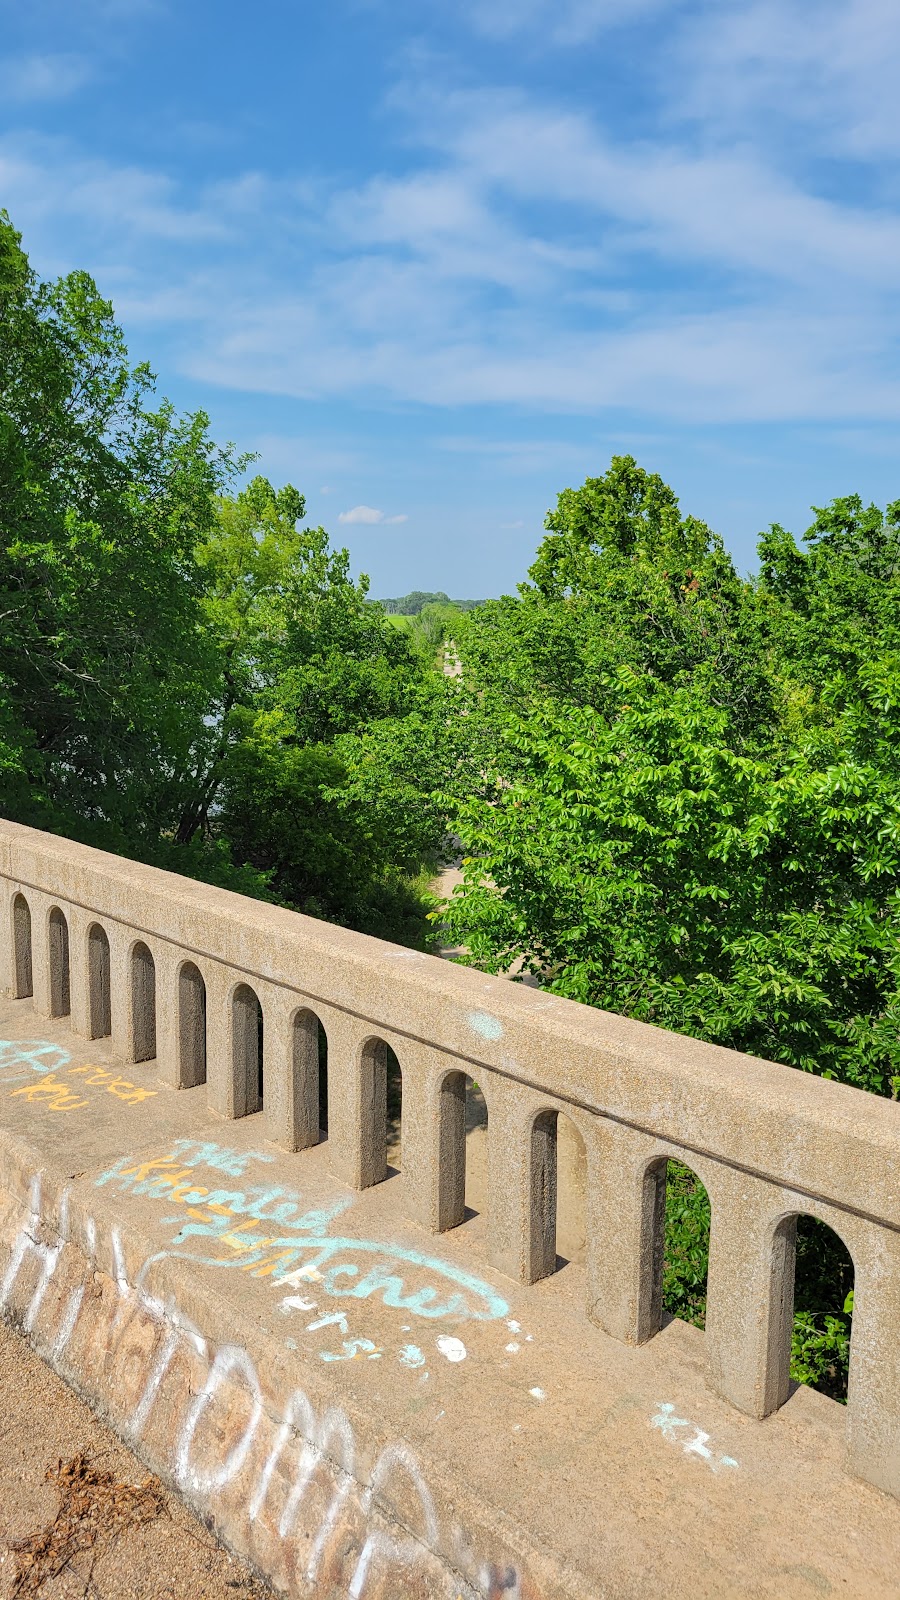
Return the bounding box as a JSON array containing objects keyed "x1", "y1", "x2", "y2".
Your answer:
[
  {"x1": 8, "y1": 1074, "x2": 89, "y2": 1111},
  {"x1": 467, "y1": 1011, "x2": 504, "y2": 1042},
  {"x1": 0, "y1": 1040, "x2": 157, "y2": 1110},
  {"x1": 97, "y1": 1140, "x2": 509, "y2": 1322},
  {"x1": 65, "y1": 1063, "x2": 158, "y2": 1104},
  {"x1": 650, "y1": 1403, "x2": 739, "y2": 1474},
  {"x1": 0, "y1": 1169, "x2": 533, "y2": 1599},
  {"x1": 0, "y1": 1039, "x2": 71, "y2": 1076},
  {"x1": 436, "y1": 1335, "x2": 467, "y2": 1363}
]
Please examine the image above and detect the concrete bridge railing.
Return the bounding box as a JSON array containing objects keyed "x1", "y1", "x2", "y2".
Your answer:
[{"x1": 1, "y1": 818, "x2": 898, "y2": 1499}]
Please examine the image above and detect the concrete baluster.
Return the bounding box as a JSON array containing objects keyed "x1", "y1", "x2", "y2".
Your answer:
[
  {"x1": 3, "y1": 888, "x2": 32, "y2": 1001},
  {"x1": 846, "y1": 1223, "x2": 900, "y2": 1498},
  {"x1": 484, "y1": 1072, "x2": 533, "y2": 1283},
  {"x1": 108, "y1": 927, "x2": 135, "y2": 1063},
  {"x1": 0, "y1": 891, "x2": 13, "y2": 1001},
  {"x1": 63, "y1": 907, "x2": 87, "y2": 1038},
  {"x1": 586, "y1": 1121, "x2": 667, "y2": 1344},
  {"x1": 151, "y1": 943, "x2": 182, "y2": 1089},
  {"x1": 705, "y1": 1168, "x2": 795, "y2": 1418},
  {"x1": 28, "y1": 893, "x2": 54, "y2": 1021},
  {"x1": 395, "y1": 1044, "x2": 451, "y2": 1231},
  {"x1": 201, "y1": 966, "x2": 232, "y2": 1120}
]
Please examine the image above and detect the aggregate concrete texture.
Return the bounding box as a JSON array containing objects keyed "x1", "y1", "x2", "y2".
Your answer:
[{"x1": 0, "y1": 1000, "x2": 897, "y2": 1600}]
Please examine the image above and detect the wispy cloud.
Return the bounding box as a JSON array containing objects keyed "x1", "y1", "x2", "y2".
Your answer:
[
  {"x1": 338, "y1": 505, "x2": 408, "y2": 524},
  {"x1": 673, "y1": 0, "x2": 900, "y2": 161},
  {"x1": 0, "y1": 52, "x2": 93, "y2": 102},
  {"x1": 462, "y1": 0, "x2": 668, "y2": 45},
  {"x1": 0, "y1": 136, "x2": 229, "y2": 248},
  {"x1": 5, "y1": 9, "x2": 900, "y2": 431}
]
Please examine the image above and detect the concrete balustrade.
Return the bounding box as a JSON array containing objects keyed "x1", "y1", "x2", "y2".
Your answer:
[{"x1": 1, "y1": 817, "x2": 899, "y2": 1499}]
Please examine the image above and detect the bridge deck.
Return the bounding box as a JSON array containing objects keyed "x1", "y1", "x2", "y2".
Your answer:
[{"x1": 0, "y1": 995, "x2": 896, "y2": 1600}]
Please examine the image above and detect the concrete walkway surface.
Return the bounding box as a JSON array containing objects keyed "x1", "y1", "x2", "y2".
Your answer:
[{"x1": 0, "y1": 997, "x2": 897, "y2": 1599}]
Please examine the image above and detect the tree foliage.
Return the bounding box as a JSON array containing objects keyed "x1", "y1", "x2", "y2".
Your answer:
[
  {"x1": 445, "y1": 457, "x2": 900, "y2": 1397},
  {"x1": 0, "y1": 214, "x2": 447, "y2": 938},
  {"x1": 2, "y1": 213, "x2": 892, "y2": 1402}
]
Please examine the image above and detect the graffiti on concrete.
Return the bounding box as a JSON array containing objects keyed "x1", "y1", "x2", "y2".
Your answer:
[
  {"x1": 0, "y1": 1170, "x2": 533, "y2": 1599},
  {"x1": 0, "y1": 1040, "x2": 157, "y2": 1110},
  {"x1": 650, "y1": 1403, "x2": 739, "y2": 1473},
  {"x1": 97, "y1": 1139, "x2": 509, "y2": 1322}
]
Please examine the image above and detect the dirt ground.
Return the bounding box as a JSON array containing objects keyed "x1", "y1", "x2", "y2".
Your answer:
[{"x1": 0, "y1": 1318, "x2": 270, "y2": 1600}]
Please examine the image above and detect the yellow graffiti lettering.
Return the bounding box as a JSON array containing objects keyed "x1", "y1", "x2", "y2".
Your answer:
[
  {"x1": 224, "y1": 1232, "x2": 268, "y2": 1257},
  {"x1": 109, "y1": 1081, "x2": 157, "y2": 1103},
  {"x1": 117, "y1": 1156, "x2": 183, "y2": 1185},
  {"x1": 250, "y1": 1249, "x2": 298, "y2": 1278},
  {"x1": 62, "y1": 1064, "x2": 158, "y2": 1105},
  {"x1": 9, "y1": 1076, "x2": 88, "y2": 1111}
]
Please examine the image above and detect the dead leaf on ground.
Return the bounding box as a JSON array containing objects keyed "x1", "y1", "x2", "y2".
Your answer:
[{"x1": 8, "y1": 1451, "x2": 165, "y2": 1596}]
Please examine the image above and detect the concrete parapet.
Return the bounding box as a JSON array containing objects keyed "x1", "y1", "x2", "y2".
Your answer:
[{"x1": 0, "y1": 815, "x2": 899, "y2": 1512}]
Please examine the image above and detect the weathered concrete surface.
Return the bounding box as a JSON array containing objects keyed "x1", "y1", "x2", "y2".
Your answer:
[
  {"x1": 5, "y1": 818, "x2": 900, "y2": 1500},
  {"x1": 0, "y1": 1002, "x2": 897, "y2": 1600}
]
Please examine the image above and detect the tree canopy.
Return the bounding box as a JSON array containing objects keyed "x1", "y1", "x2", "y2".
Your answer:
[
  {"x1": 3, "y1": 213, "x2": 895, "y2": 1402},
  {"x1": 0, "y1": 212, "x2": 448, "y2": 936}
]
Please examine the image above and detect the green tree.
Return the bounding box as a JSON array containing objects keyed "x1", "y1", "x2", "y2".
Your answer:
[
  {"x1": 444, "y1": 460, "x2": 900, "y2": 1398},
  {"x1": 0, "y1": 210, "x2": 235, "y2": 848},
  {"x1": 183, "y1": 475, "x2": 450, "y2": 938},
  {"x1": 457, "y1": 456, "x2": 768, "y2": 735}
]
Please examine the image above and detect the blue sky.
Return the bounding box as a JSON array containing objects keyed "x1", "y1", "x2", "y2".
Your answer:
[{"x1": 2, "y1": 0, "x2": 899, "y2": 597}]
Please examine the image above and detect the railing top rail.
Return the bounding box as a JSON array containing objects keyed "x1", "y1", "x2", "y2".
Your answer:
[{"x1": 2, "y1": 817, "x2": 898, "y2": 1226}]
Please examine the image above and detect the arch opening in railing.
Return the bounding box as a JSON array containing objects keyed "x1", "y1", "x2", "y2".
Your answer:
[
  {"x1": 12, "y1": 893, "x2": 32, "y2": 1000},
  {"x1": 232, "y1": 981, "x2": 262, "y2": 1115},
  {"x1": 633, "y1": 1155, "x2": 712, "y2": 1345},
  {"x1": 782, "y1": 1213, "x2": 855, "y2": 1406},
  {"x1": 48, "y1": 906, "x2": 70, "y2": 1019},
  {"x1": 130, "y1": 941, "x2": 156, "y2": 1062},
  {"x1": 356, "y1": 1036, "x2": 402, "y2": 1188},
  {"x1": 661, "y1": 1158, "x2": 711, "y2": 1338},
  {"x1": 289, "y1": 1006, "x2": 326, "y2": 1149},
  {"x1": 178, "y1": 960, "x2": 206, "y2": 1088},
  {"x1": 526, "y1": 1107, "x2": 587, "y2": 1283},
  {"x1": 87, "y1": 923, "x2": 111, "y2": 1039}
]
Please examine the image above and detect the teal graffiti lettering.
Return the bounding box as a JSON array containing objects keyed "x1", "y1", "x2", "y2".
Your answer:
[
  {"x1": 168, "y1": 1139, "x2": 275, "y2": 1177},
  {"x1": 0, "y1": 1040, "x2": 72, "y2": 1076}
]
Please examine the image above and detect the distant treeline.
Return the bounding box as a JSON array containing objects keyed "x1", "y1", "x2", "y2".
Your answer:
[{"x1": 378, "y1": 591, "x2": 484, "y2": 614}]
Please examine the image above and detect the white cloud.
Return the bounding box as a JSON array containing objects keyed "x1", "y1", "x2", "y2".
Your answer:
[
  {"x1": 7, "y1": 28, "x2": 900, "y2": 432},
  {"x1": 338, "y1": 505, "x2": 408, "y2": 525},
  {"x1": 0, "y1": 52, "x2": 93, "y2": 102},
  {"x1": 0, "y1": 136, "x2": 229, "y2": 249},
  {"x1": 463, "y1": 0, "x2": 668, "y2": 44},
  {"x1": 673, "y1": 0, "x2": 900, "y2": 161}
]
